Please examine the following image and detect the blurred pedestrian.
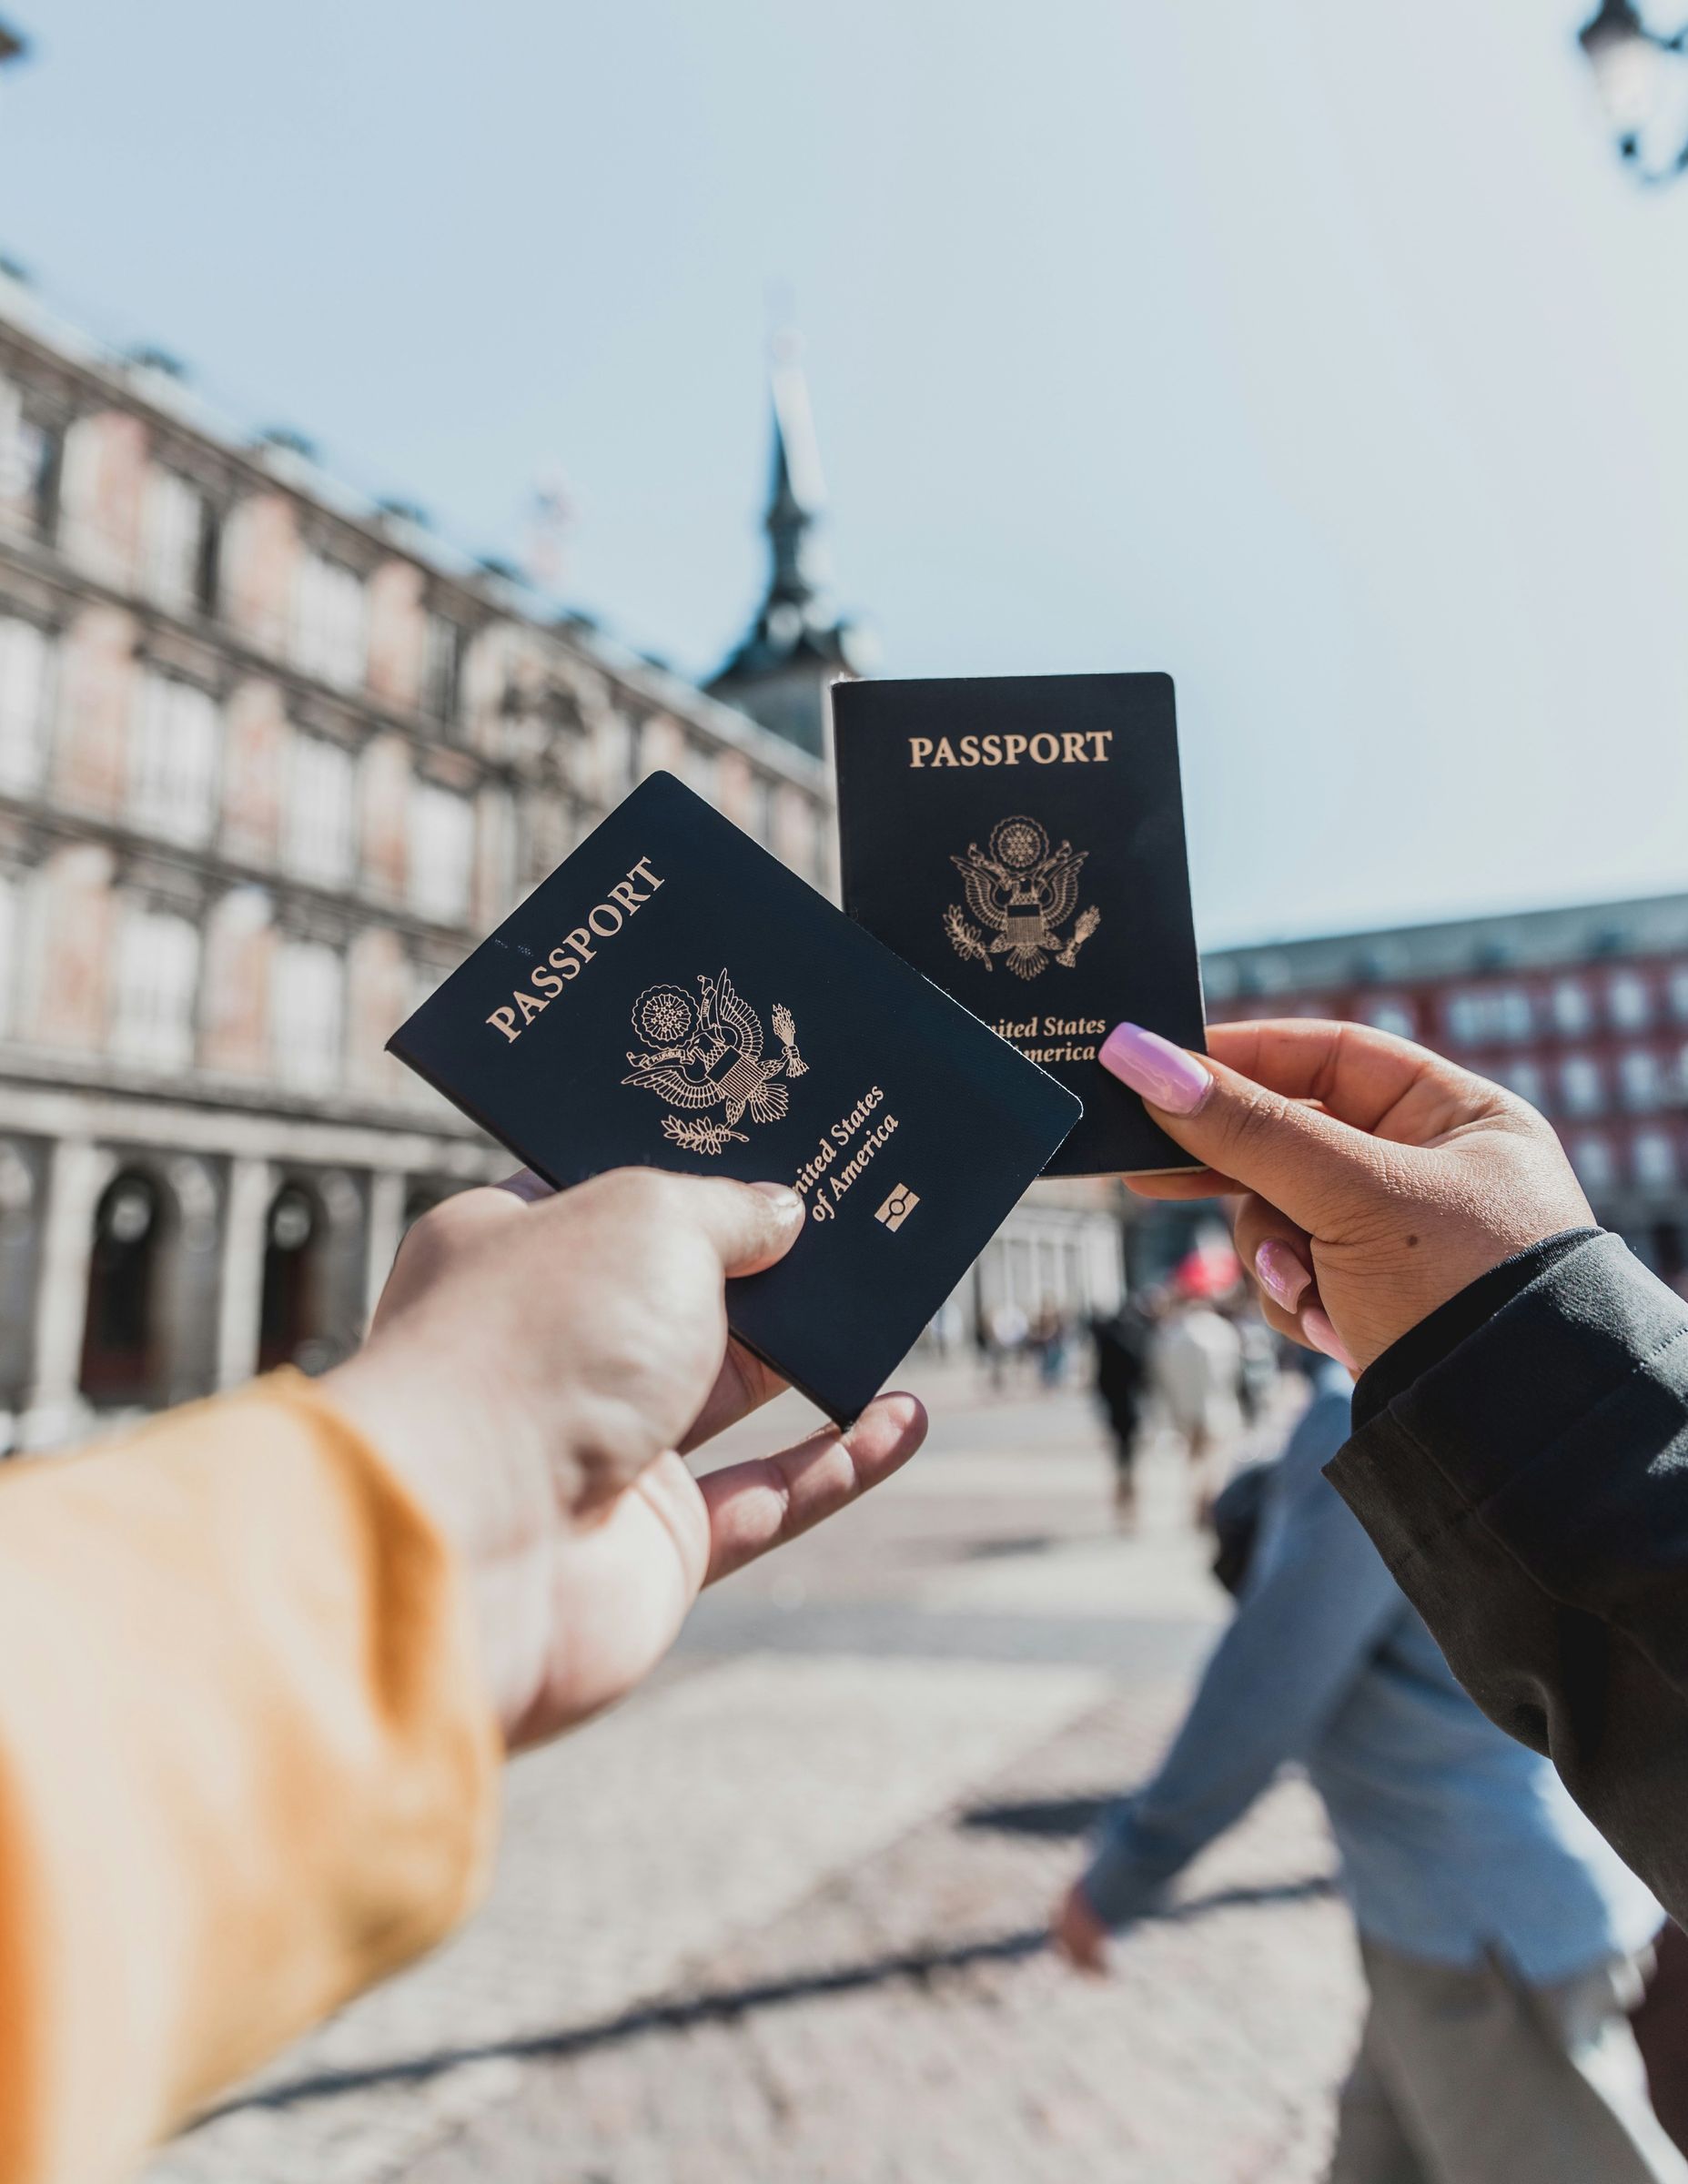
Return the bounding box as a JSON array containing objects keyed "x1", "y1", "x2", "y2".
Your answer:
[
  {"x1": 1092, "y1": 1297, "x2": 1154, "y2": 1526},
  {"x1": 1029, "y1": 1299, "x2": 1069, "y2": 1389},
  {"x1": 1053, "y1": 1355, "x2": 1682, "y2": 2184},
  {"x1": 985, "y1": 1297, "x2": 1028, "y2": 1392},
  {"x1": 1228, "y1": 1299, "x2": 1280, "y2": 1425},
  {"x1": 1148, "y1": 1290, "x2": 1243, "y2": 1515}
]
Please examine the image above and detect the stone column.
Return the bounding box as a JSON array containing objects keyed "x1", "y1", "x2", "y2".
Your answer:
[
  {"x1": 216, "y1": 1155, "x2": 274, "y2": 1390},
  {"x1": 24, "y1": 1136, "x2": 115, "y2": 1447},
  {"x1": 363, "y1": 1168, "x2": 406, "y2": 1329}
]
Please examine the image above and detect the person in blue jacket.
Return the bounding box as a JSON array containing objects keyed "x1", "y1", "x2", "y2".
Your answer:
[{"x1": 1053, "y1": 1357, "x2": 1683, "y2": 2184}]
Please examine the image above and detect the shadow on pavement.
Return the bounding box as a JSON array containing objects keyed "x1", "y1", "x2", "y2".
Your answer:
[
  {"x1": 959, "y1": 1793, "x2": 1114, "y2": 1837},
  {"x1": 191, "y1": 1874, "x2": 1337, "y2": 2126}
]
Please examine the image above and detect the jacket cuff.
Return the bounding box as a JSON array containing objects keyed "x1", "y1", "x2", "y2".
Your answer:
[{"x1": 1328, "y1": 1231, "x2": 1688, "y2": 1616}]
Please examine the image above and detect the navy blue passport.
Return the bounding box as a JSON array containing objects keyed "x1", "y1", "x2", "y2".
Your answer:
[
  {"x1": 387, "y1": 773, "x2": 1079, "y2": 1424},
  {"x1": 833, "y1": 672, "x2": 1206, "y2": 1178}
]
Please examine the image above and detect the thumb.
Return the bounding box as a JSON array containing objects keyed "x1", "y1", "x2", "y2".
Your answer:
[
  {"x1": 1098, "y1": 1022, "x2": 1391, "y2": 1234},
  {"x1": 661, "y1": 1174, "x2": 807, "y2": 1278}
]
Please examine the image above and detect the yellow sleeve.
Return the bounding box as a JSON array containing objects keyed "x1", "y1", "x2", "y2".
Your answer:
[{"x1": 0, "y1": 1370, "x2": 501, "y2": 2184}]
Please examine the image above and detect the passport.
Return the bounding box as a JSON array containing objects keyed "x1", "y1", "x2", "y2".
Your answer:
[
  {"x1": 832, "y1": 672, "x2": 1206, "y2": 1178},
  {"x1": 387, "y1": 772, "x2": 1080, "y2": 1425}
]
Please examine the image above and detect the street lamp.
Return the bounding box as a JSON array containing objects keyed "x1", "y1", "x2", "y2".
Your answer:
[{"x1": 1578, "y1": 0, "x2": 1688, "y2": 182}]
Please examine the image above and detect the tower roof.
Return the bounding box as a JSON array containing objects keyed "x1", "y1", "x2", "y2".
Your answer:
[{"x1": 711, "y1": 332, "x2": 870, "y2": 723}]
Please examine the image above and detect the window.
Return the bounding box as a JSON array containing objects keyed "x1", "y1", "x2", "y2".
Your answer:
[
  {"x1": 1552, "y1": 979, "x2": 1592, "y2": 1036},
  {"x1": 1620, "y1": 1049, "x2": 1663, "y2": 1113},
  {"x1": 284, "y1": 734, "x2": 355, "y2": 887},
  {"x1": 1561, "y1": 1056, "x2": 1605, "y2": 1117},
  {"x1": 409, "y1": 783, "x2": 474, "y2": 924},
  {"x1": 1500, "y1": 1060, "x2": 1546, "y2": 1109},
  {"x1": 0, "y1": 615, "x2": 52, "y2": 794},
  {"x1": 1635, "y1": 1130, "x2": 1678, "y2": 1190},
  {"x1": 1445, "y1": 988, "x2": 1531, "y2": 1045},
  {"x1": 1571, "y1": 1134, "x2": 1614, "y2": 1192},
  {"x1": 1364, "y1": 998, "x2": 1417, "y2": 1039},
  {"x1": 1444, "y1": 993, "x2": 1481, "y2": 1046},
  {"x1": 271, "y1": 938, "x2": 343, "y2": 1090},
  {"x1": 294, "y1": 551, "x2": 366, "y2": 688},
  {"x1": 141, "y1": 469, "x2": 215, "y2": 616},
  {"x1": 0, "y1": 378, "x2": 58, "y2": 540},
  {"x1": 1495, "y1": 988, "x2": 1531, "y2": 1041},
  {"x1": 129, "y1": 672, "x2": 218, "y2": 844},
  {"x1": 421, "y1": 612, "x2": 463, "y2": 724},
  {"x1": 1671, "y1": 968, "x2": 1688, "y2": 1025},
  {"x1": 1609, "y1": 971, "x2": 1653, "y2": 1032},
  {"x1": 754, "y1": 775, "x2": 777, "y2": 847},
  {"x1": 109, "y1": 905, "x2": 199, "y2": 1069}
]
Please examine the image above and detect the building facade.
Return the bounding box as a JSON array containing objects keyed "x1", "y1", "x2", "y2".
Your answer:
[
  {"x1": 0, "y1": 281, "x2": 1123, "y2": 1447},
  {"x1": 1133, "y1": 892, "x2": 1688, "y2": 1289},
  {"x1": 0, "y1": 277, "x2": 844, "y2": 1449}
]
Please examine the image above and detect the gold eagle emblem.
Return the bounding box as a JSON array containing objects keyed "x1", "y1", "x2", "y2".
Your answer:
[
  {"x1": 622, "y1": 969, "x2": 805, "y2": 1155},
  {"x1": 946, "y1": 815, "x2": 1100, "y2": 980}
]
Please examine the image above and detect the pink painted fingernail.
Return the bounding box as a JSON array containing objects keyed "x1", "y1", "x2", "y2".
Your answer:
[
  {"x1": 1255, "y1": 1239, "x2": 1311, "y2": 1312},
  {"x1": 1098, "y1": 1023, "x2": 1212, "y2": 1116},
  {"x1": 1302, "y1": 1307, "x2": 1357, "y2": 1373}
]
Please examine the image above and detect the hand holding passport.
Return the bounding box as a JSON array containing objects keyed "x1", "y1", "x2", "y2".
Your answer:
[{"x1": 389, "y1": 674, "x2": 1206, "y2": 1426}]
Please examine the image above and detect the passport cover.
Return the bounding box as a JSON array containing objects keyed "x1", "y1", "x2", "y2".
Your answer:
[
  {"x1": 832, "y1": 672, "x2": 1206, "y2": 1178},
  {"x1": 387, "y1": 772, "x2": 1080, "y2": 1425}
]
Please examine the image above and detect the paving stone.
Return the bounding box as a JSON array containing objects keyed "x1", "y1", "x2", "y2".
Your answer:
[{"x1": 148, "y1": 1379, "x2": 1361, "y2": 2184}]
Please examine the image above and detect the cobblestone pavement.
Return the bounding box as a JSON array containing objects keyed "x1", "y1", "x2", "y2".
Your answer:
[{"x1": 149, "y1": 1368, "x2": 1361, "y2": 2184}]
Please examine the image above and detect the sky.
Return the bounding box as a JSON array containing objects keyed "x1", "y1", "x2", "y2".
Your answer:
[{"x1": 3, "y1": 1, "x2": 1687, "y2": 950}]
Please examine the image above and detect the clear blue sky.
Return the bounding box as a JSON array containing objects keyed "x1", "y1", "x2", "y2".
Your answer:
[{"x1": 4, "y1": 1, "x2": 1687, "y2": 948}]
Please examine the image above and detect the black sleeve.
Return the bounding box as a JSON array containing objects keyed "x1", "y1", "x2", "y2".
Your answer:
[{"x1": 1326, "y1": 1230, "x2": 1688, "y2": 1921}]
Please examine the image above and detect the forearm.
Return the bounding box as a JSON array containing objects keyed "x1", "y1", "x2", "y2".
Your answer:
[
  {"x1": 0, "y1": 1372, "x2": 499, "y2": 2184},
  {"x1": 1329, "y1": 1231, "x2": 1688, "y2": 1919}
]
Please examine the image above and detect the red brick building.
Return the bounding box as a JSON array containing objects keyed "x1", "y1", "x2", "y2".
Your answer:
[{"x1": 1185, "y1": 892, "x2": 1688, "y2": 1287}]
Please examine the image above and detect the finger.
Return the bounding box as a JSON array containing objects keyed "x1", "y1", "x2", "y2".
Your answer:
[
  {"x1": 494, "y1": 1168, "x2": 555, "y2": 1203},
  {"x1": 605, "y1": 1169, "x2": 806, "y2": 1279},
  {"x1": 679, "y1": 1338, "x2": 788, "y2": 1454},
  {"x1": 698, "y1": 1393, "x2": 927, "y2": 1585},
  {"x1": 1228, "y1": 1195, "x2": 1355, "y2": 1370},
  {"x1": 1098, "y1": 1023, "x2": 1410, "y2": 1237},
  {"x1": 1204, "y1": 1020, "x2": 1499, "y2": 1144},
  {"x1": 1230, "y1": 1193, "x2": 1315, "y2": 1318},
  {"x1": 1122, "y1": 1168, "x2": 1237, "y2": 1202}
]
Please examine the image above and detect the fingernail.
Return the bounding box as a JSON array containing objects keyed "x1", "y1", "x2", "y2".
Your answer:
[
  {"x1": 1098, "y1": 1024, "x2": 1212, "y2": 1116},
  {"x1": 1255, "y1": 1239, "x2": 1311, "y2": 1312},
  {"x1": 751, "y1": 1181, "x2": 804, "y2": 1222},
  {"x1": 1302, "y1": 1307, "x2": 1357, "y2": 1372}
]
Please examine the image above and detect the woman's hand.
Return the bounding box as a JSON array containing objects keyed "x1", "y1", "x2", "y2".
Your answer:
[
  {"x1": 326, "y1": 1168, "x2": 926, "y2": 1748},
  {"x1": 1098, "y1": 1019, "x2": 1593, "y2": 1372}
]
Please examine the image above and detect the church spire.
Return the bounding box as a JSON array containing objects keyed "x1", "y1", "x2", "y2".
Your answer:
[
  {"x1": 763, "y1": 330, "x2": 831, "y2": 611},
  {"x1": 709, "y1": 329, "x2": 872, "y2": 759}
]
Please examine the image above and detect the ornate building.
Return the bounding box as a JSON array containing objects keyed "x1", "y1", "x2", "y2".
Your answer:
[
  {"x1": 0, "y1": 275, "x2": 837, "y2": 1448},
  {"x1": 0, "y1": 283, "x2": 1125, "y2": 1447}
]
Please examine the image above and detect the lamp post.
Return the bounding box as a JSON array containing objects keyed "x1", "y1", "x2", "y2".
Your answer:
[{"x1": 1578, "y1": 0, "x2": 1688, "y2": 182}]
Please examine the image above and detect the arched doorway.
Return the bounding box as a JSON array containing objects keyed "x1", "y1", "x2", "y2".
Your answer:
[
  {"x1": 79, "y1": 1169, "x2": 167, "y2": 1407},
  {"x1": 258, "y1": 1181, "x2": 323, "y2": 1372}
]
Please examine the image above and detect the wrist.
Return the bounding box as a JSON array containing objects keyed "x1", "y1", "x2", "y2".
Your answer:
[{"x1": 321, "y1": 1342, "x2": 560, "y2": 1746}]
